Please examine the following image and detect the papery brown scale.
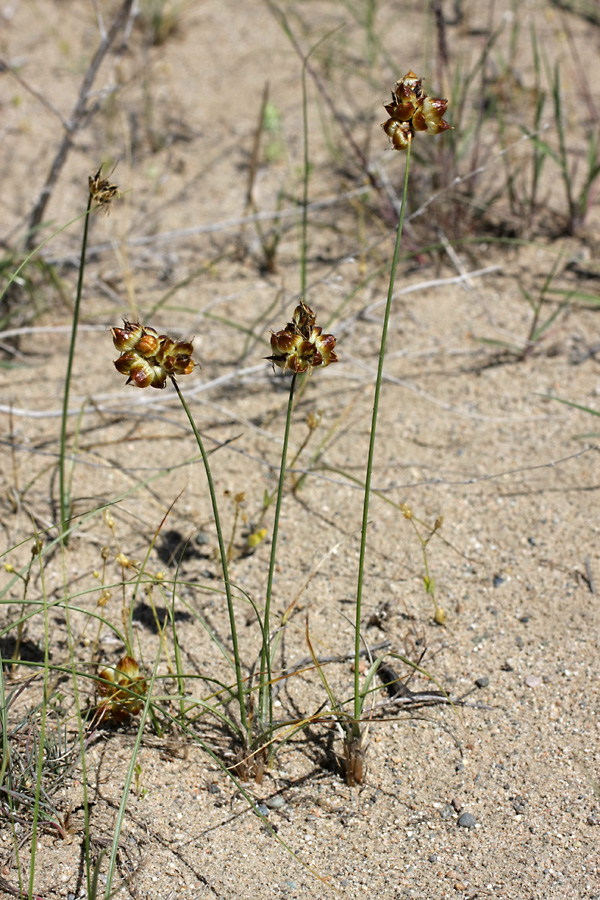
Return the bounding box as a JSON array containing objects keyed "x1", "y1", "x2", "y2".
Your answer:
[
  {"x1": 295, "y1": 340, "x2": 319, "y2": 370},
  {"x1": 97, "y1": 668, "x2": 115, "y2": 696},
  {"x1": 313, "y1": 340, "x2": 337, "y2": 367},
  {"x1": 286, "y1": 353, "x2": 308, "y2": 374},
  {"x1": 320, "y1": 333, "x2": 336, "y2": 350},
  {"x1": 399, "y1": 70, "x2": 420, "y2": 87},
  {"x1": 271, "y1": 330, "x2": 298, "y2": 355},
  {"x1": 137, "y1": 333, "x2": 161, "y2": 357},
  {"x1": 412, "y1": 110, "x2": 428, "y2": 133},
  {"x1": 114, "y1": 352, "x2": 137, "y2": 375},
  {"x1": 128, "y1": 360, "x2": 155, "y2": 388},
  {"x1": 170, "y1": 355, "x2": 195, "y2": 376},
  {"x1": 383, "y1": 119, "x2": 412, "y2": 151},
  {"x1": 293, "y1": 301, "x2": 316, "y2": 334},
  {"x1": 174, "y1": 341, "x2": 194, "y2": 357},
  {"x1": 422, "y1": 96, "x2": 451, "y2": 134},
  {"x1": 389, "y1": 101, "x2": 417, "y2": 122},
  {"x1": 152, "y1": 337, "x2": 170, "y2": 365},
  {"x1": 150, "y1": 367, "x2": 168, "y2": 389},
  {"x1": 116, "y1": 656, "x2": 141, "y2": 680},
  {"x1": 112, "y1": 322, "x2": 143, "y2": 352}
]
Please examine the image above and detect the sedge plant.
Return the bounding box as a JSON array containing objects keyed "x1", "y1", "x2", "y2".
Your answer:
[
  {"x1": 109, "y1": 310, "x2": 337, "y2": 772},
  {"x1": 345, "y1": 70, "x2": 451, "y2": 785},
  {"x1": 260, "y1": 300, "x2": 338, "y2": 750},
  {"x1": 109, "y1": 321, "x2": 251, "y2": 749},
  {"x1": 59, "y1": 166, "x2": 121, "y2": 543}
]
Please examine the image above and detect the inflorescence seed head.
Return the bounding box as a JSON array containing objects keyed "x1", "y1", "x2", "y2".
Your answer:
[
  {"x1": 268, "y1": 300, "x2": 338, "y2": 374},
  {"x1": 97, "y1": 656, "x2": 147, "y2": 724},
  {"x1": 382, "y1": 70, "x2": 451, "y2": 151},
  {"x1": 111, "y1": 320, "x2": 196, "y2": 389},
  {"x1": 89, "y1": 164, "x2": 121, "y2": 214}
]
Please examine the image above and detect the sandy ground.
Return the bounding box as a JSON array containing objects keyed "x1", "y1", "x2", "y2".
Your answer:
[{"x1": 1, "y1": 0, "x2": 600, "y2": 898}]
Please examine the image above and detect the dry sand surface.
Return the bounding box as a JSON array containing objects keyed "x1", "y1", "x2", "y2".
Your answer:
[{"x1": 1, "y1": 0, "x2": 600, "y2": 898}]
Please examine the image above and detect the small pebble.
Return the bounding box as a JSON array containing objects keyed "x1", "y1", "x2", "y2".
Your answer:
[
  {"x1": 493, "y1": 574, "x2": 505, "y2": 588},
  {"x1": 266, "y1": 795, "x2": 285, "y2": 809},
  {"x1": 283, "y1": 879, "x2": 297, "y2": 890},
  {"x1": 475, "y1": 676, "x2": 489, "y2": 689},
  {"x1": 255, "y1": 803, "x2": 269, "y2": 817},
  {"x1": 457, "y1": 812, "x2": 477, "y2": 828},
  {"x1": 525, "y1": 675, "x2": 542, "y2": 689},
  {"x1": 429, "y1": 853, "x2": 437, "y2": 863},
  {"x1": 510, "y1": 796, "x2": 526, "y2": 814}
]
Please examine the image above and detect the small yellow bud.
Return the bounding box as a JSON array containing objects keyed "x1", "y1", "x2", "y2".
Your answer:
[
  {"x1": 307, "y1": 411, "x2": 322, "y2": 430},
  {"x1": 400, "y1": 503, "x2": 413, "y2": 519},
  {"x1": 97, "y1": 590, "x2": 111, "y2": 607},
  {"x1": 115, "y1": 552, "x2": 133, "y2": 569},
  {"x1": 4, "y1": 563, "x2": 14, "y2": 573},
  {"x1": 434, "y1": 607, "x2": 447, "y2": 626},
  {"x1": 247, "y1": 527, "x2": 268, "y2": 549}
]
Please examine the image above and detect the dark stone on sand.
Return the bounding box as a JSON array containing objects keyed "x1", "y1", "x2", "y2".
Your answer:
[{"x1": 457, "y1": 812, "x2": 477, "y2": 828}]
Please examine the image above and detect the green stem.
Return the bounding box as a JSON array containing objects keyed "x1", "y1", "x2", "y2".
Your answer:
[
  {"x1": 171, "y1": 378, "x2": 248, "y2": 738},
  {"x1": 59, "y1": 192, "x2": 93, "y2": 542},
  {"x1": 29, "y1": 529, "x2": 50, "y2": 900},
  {"x1": 300, "y1": 60, "x2": 309, "y2": 297},
  {"x1": 61, "y1": 587, "x2": 92, "y2": 897},
  {"x1": 354, "y1": 140, "x2": 412, "y2": 721},
  {"x1": 261, "y1": 371, "x2": 297, "y2": 735}
]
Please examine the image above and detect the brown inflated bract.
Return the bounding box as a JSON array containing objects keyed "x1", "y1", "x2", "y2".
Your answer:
[{"x1": 382, "y1": 70, "x2": 451, "y2": 151}]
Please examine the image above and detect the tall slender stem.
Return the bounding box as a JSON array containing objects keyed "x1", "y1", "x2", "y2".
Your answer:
[
  {"x1": 261, "y1": 371, "x2": 297, "y2": 733},
  {"x1": 353, "y1": 141, "x2": 412, "y2": 721},
  {"x1": 300, "y1": 58, "x2": 310, "y2": 297},
  {"x1": 172, "y1": 378, "x2": 248, "y2": 737},
  {"x1": 59, "y1": 192, "x2": 93, "y2": 542}
]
